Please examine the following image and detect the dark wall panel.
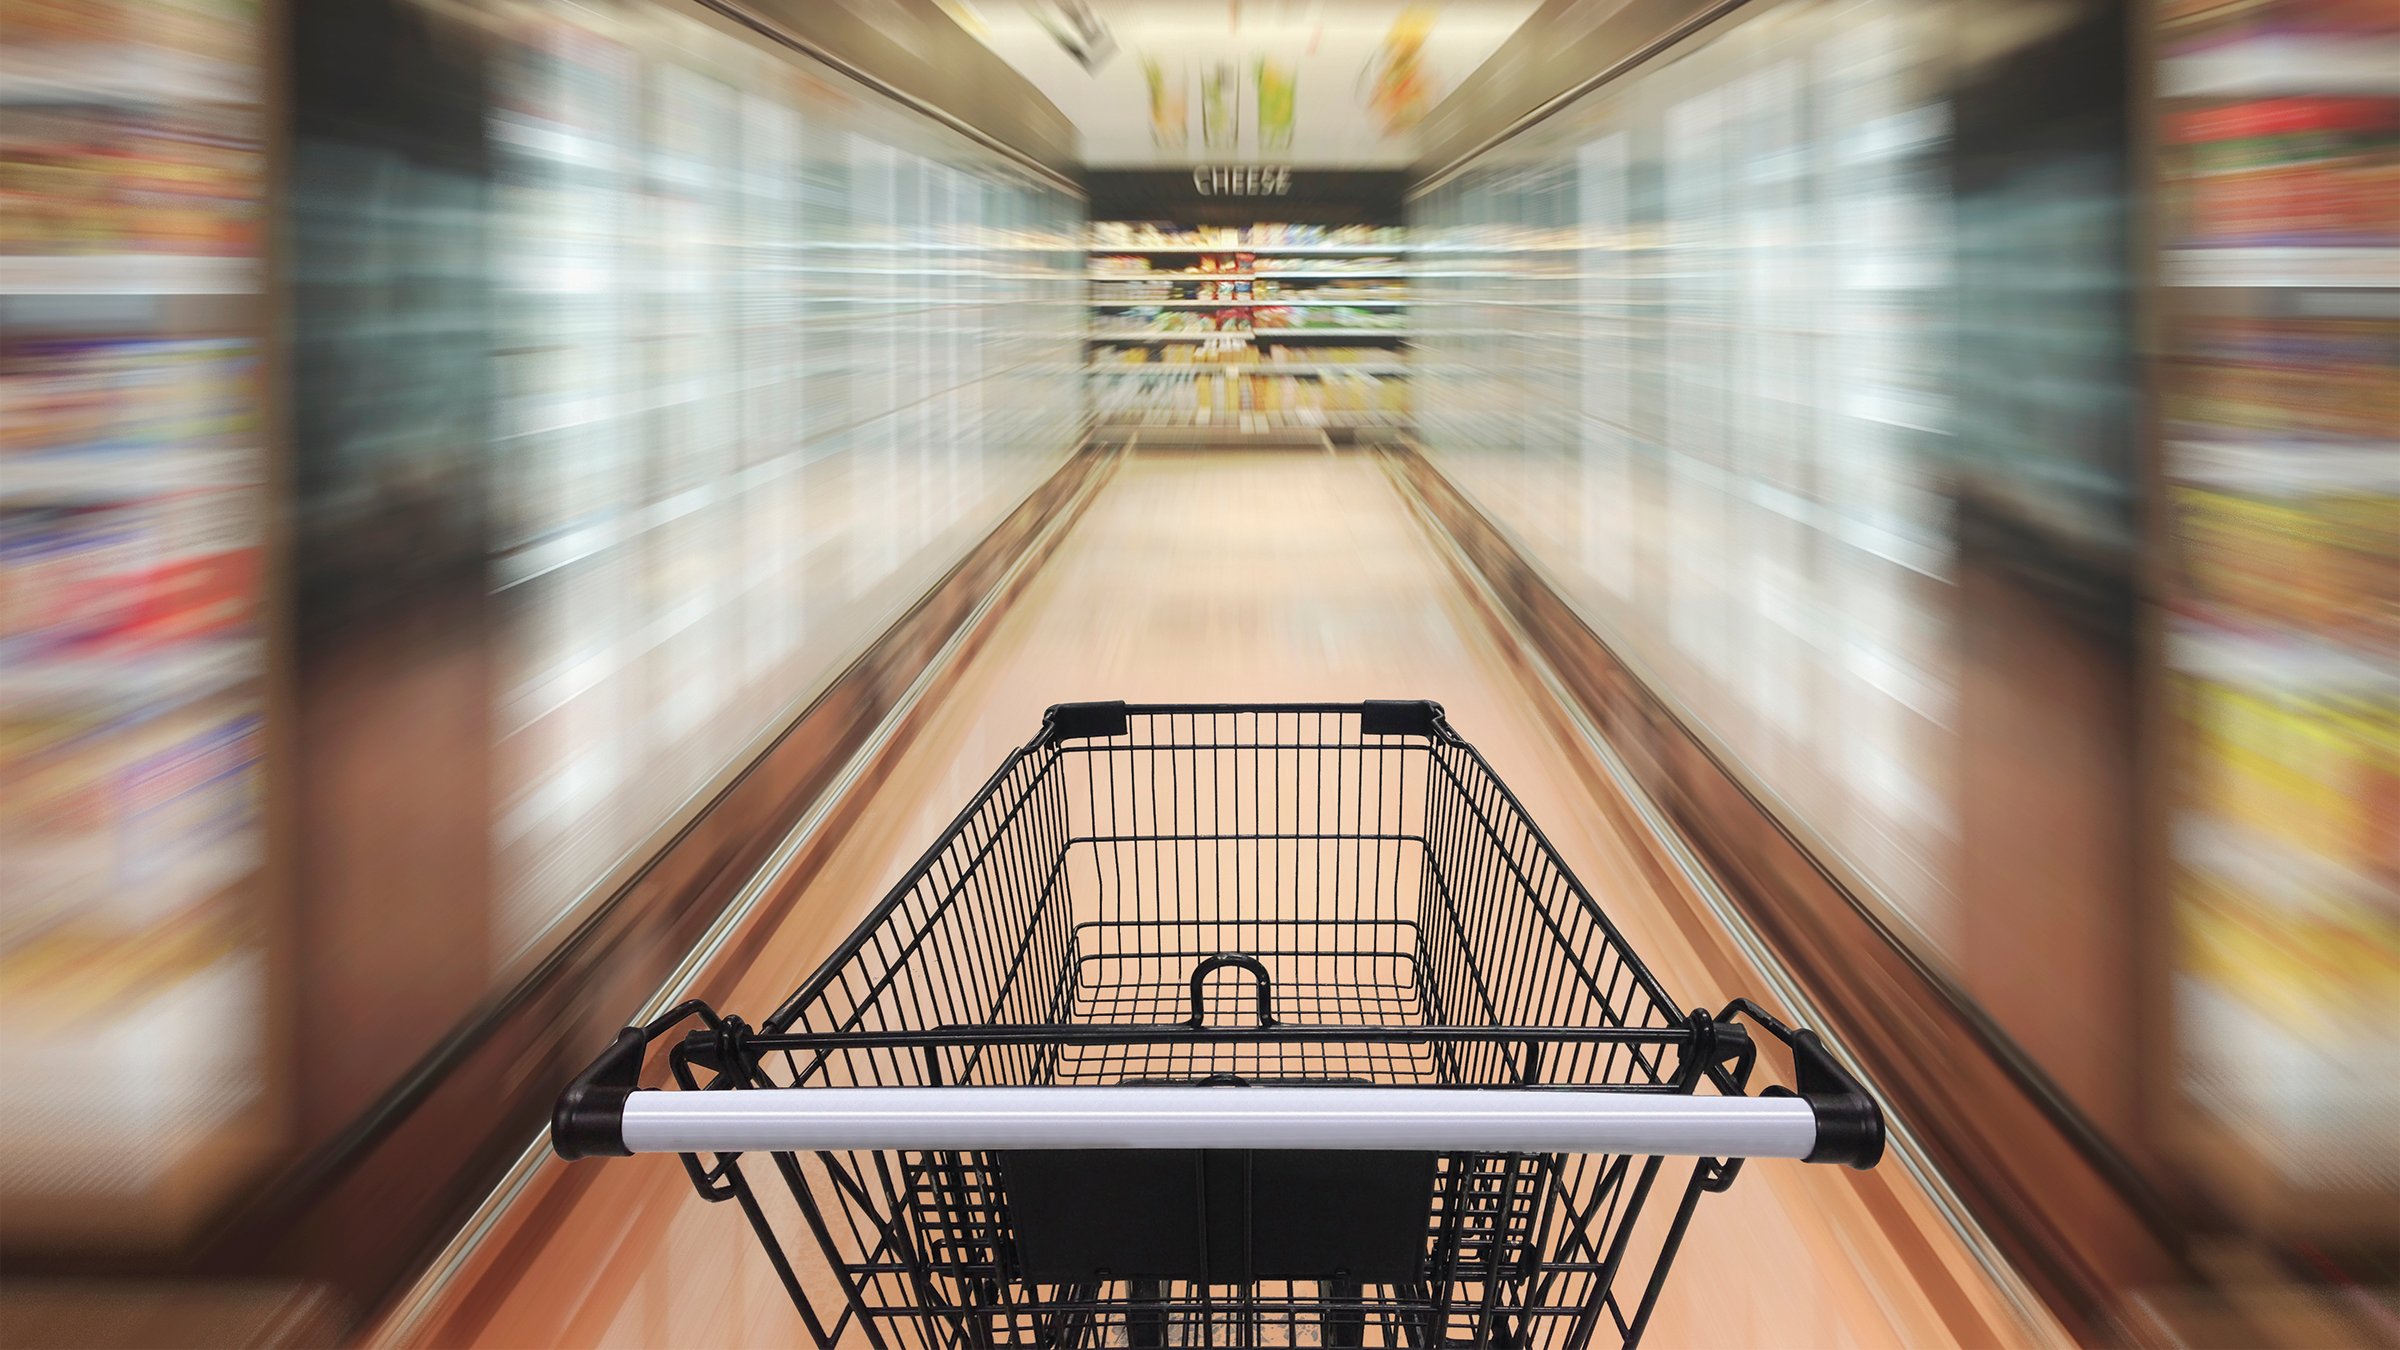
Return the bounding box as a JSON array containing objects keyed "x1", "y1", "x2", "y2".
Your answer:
[{"x1": 1085, "y1": 169, "x2": 1409, "y2": 225}]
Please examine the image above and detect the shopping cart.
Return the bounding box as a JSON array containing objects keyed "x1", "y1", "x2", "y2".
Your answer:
[{"x1": 555, "y1": 701, "x2": 1884, "y2": 1349}]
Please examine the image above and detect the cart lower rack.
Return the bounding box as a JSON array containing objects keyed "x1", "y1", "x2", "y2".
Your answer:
[{"x1": 556, "y1": 701, "x2": 1884, "y2": 1349}]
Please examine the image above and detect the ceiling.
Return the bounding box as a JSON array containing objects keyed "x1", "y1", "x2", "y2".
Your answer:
[{"x1": 936, "y1": 1, "x2": 1542, "y2": 169}]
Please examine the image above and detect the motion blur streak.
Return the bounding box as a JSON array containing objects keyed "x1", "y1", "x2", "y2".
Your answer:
[
  {"x1": 0, "y1": 0, "x2": 2393, "y2": 1344},
  {"x1": 468, "y1": 2, "x2": 1081, "y2": 969}
]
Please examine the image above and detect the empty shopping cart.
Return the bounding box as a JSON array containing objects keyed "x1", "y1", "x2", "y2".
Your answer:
[{"x1": 554, "y1": 701, "x2": 1884, "y2": 1349}]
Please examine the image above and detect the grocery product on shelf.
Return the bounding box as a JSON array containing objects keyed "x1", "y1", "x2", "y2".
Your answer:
[
  {"x1": 1089, "y1": 277, "x2": 1408, "y2": 304},
  {"x1": 1087, "y1": 221, "x2": 1409, "y2": 249},
  {"x1": 1090, "y1": 307, "x2": 1253, "y2": 336},
  {"x1": 1087, "y1": 365, "x2": 1409, "y2": 430},
  {"x1": 1, "y1": 336, "x2": 257, "y2": 478},
  {"x1": 0, "y1": 0, "x2": 259, "y2": 57},
  {"x1": 1254, "y1": 254, "x2": 1408, "y2": 273},
  {"x1": 1089, "y1": 344, "x2": 1407, "y2": 371},
  {"x1": 0, "y1": 104, "x2": 260, "y2": 256},
  {"x1": 2166, "y1": 98, "x2": 2398, "y2": 247},
  {"x1": 2172, "y1": 316, "x2": 2394, "y2": 438},
  {"x1": 1252, "y1": 303, "x2": 1408, "y2": 332}
]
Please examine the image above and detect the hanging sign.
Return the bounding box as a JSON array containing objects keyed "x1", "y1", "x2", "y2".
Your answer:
[{"x1": 1193, "y1": 165, "x2": 1292, "y2": 196}]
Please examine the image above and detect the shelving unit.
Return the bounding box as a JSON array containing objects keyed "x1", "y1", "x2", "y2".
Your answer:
[
  {"x1": 1086, "y1": 224, "x2": 1412, "y2": 441},
  {"x1": 2153, "y1": 0, "x2": 2400, "y2": 1241},
  {"x1": 0, "y1": 0, "x2": 278, "y2": 1241},
  {"x1": 1089, "y1": 243, "x2": 1408, "y2": 256}
]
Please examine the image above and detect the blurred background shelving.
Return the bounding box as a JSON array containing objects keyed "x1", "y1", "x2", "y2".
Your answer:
[
  {"x1": 0, "y1": 0, "x2": 276, "y2": 1243},
  {"x1": 1085, "y1": 222, "x2": 1412, "y2": 440},
  {"x1": 469, "y1": 0, "x2": 1084, "y2": 989},
  {"x1": 2154, "y1": 0, "x2": 2399, "y2": 1239},
  {"x1": 1, "y1": 0, "x2": 1088, "y2": 1258}
]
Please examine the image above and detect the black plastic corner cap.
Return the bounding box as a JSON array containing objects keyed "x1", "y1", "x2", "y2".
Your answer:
[
  {"x1": 1044, "y1": 701, "x2": 1129, "y2": 743},
  {"x1": 552, "y1": 1026, "x2": 645, "y2": 1160},
  {"x1": 1803, "y1": 1088, "x2": 1885, "y2": 1170},
  {"x1": 553, "y1": 1084, "x2": 632, "y2": 1160},
  {"x1": 1360, "y1": 700, "x2": 1444, "y2": 740},
  {"x1": 1716, "y1": 999, "x2": 1886, "y2": 1171},
  {"x1": 1786, "y1": 1027, "x2": 1885, "y2": 1170}
]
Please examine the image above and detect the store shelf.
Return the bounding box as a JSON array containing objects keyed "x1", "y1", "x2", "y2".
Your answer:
[
  {"x1": 2169, "y1": 438, "x2": 2400, "y2": 493},
  {"x1": 2178, "y1": 983, "x2": 2400, "y2": 1215},
  {"x1": 1086, "y1": 364, "x2": 1411, "y2": 376},
  {"x1": 0, "y1": 47, "x2": 257, "y2": 106},
  {"x1": 2168, "y1": 617, "x2": 2397, "y2": 695},
  {"x1": 1095, "y1": 413, "x2": 1412, "y2": 429},
  {"x1": 2175, "y1": 818, "x2": 2393, "y2": 911},
  {"x1": 0, "y1": 255, "x2": 259, "y2": 296},
  {"x1": 2159, "y1": 34, "x2": 2400, "y2": 97},
  {"x1": 1088, "y1": 332, "x2": 1257, "y2": 342},
  {"x1": 13, "y1": 834, "x2": 259, "y2": 938},
  {"x1": 0, "y1": 641, "x2": 260, "y2": 710},
  {"x1": 0, "y1": 449, "x2": 260, "y2": 505},
  {"x1": 1088, "y1": 244, "x2": 1410, "y2": 256},
  {"x1": 2164, "y1": 247, "x2": 2400, "y2": 289},
  {"x1": 1255, "y1": 328, "x2": 1412, "y2": 339}
]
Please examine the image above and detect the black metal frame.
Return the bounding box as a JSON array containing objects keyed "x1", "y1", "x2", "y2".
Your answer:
[{"x1": 557, "y1": 702, "x2": 1882, "y2": 1348}]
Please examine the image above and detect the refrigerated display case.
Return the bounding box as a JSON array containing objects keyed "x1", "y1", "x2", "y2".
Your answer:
[
  {"x1": 482, "y1": 0, "x2": 1084, "y2": 978},
  {"x1": 1412, "y1": 1, "x2": 1959, "y2": 950}
]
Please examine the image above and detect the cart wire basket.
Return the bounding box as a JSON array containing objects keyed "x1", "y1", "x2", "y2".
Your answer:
[{"x1": 556, "y1": 701, "x2": 1884, "y2": 1349}]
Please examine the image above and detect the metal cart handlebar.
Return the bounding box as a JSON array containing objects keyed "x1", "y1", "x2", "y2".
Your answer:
[{"x1": 556, "y1": 1000, "x2": 1883, "y2": 1166}]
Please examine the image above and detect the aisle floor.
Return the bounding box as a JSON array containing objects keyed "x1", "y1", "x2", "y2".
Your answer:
[{"x1": 391, "y1": 450, "x2": 2056, "y2": 1348}]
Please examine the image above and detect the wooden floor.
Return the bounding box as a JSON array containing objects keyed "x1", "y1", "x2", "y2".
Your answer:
[{"x1": 382, "y1": 449, "x2": 2060, "y2": 1349}]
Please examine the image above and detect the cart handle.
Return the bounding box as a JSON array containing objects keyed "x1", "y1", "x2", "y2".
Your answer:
[
  {"x1": 588, "y1": 1085, "x2": 1832, "y2": 1159},
  {"x1": 1189, "y1": 953, "x2": 1276, "y2": 1028},
  {"x1": 551, "y1": 1004, "x2": 1884, "y2": 1169}
]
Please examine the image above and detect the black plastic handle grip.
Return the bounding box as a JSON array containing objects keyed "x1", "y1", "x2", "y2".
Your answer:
[
  {"x1": 553, "y1": 999, "x2": 728, "y2": 1161},
  {"x1": 1715, "y1": 998, "x2": 1885, "y2": 1169},
  {"x1": 1188, "y1": 953, "x2": 1277, "y2": 1029},
  {"x1": 553, "y1": 1027, "x2": 644, "y2": 1160}
]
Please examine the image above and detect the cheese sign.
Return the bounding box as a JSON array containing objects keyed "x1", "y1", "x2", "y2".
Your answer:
[{"x1": 1193, "y1": 165, "x2": 1292, "y2": 196}]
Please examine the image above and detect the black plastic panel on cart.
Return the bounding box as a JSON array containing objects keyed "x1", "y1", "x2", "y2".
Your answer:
[{"x1": 1000, "y1": 1148, "x2": 1438, "y2": 1284}]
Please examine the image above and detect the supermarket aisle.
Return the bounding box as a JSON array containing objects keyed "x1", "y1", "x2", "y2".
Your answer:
[{"x1": 391, "y1": 449, "x2": 2054, "y2": 1349}]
